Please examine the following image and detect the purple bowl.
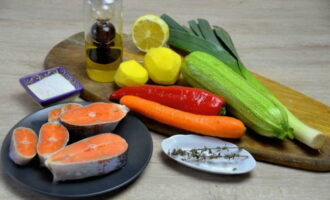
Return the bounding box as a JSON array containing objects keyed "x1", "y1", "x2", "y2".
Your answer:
[{"x1": 19, "y1": 66, "x2": 84, "y2": 106}]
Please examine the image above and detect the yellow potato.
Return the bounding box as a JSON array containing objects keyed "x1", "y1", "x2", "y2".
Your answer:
[
  {"x1": 144, "y1": 47, "x2": 182, "y2": 85},
  {"x1": 114, "y1": 60, "x2": 148, "y2": 87}
]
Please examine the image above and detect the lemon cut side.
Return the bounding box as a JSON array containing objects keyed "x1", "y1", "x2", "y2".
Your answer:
[{"x1": 132, "y1": 14, "x2": 169, "y2": 52}]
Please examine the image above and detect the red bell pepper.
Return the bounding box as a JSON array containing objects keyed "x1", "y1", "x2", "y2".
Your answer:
[{"x1": 110, "y1": 85, "x2": 226, "y2": 115}]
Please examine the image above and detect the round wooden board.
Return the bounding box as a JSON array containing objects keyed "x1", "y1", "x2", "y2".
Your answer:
[{"x1": 44, "y1": 32, "x2": 330, "y2": 171}]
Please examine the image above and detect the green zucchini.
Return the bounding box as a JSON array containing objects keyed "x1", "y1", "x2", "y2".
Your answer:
[{"x1": 182, "y1": 51, "x2": 293, "y2": 139}]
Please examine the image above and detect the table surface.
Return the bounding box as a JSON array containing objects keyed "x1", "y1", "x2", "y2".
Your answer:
[{"x1": 0, "y1": 0, "x2": 329, "y2": 199}]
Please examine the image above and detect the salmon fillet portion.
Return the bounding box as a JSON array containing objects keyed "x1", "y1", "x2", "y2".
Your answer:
[
  {"x1": 37, "y1": 122, "x2": 69, "y2": 165},
  {"x1": 9, "y1": 127, "x2": 38, "y2": 165},
  {"x1": 60, "y1": 103, "x2": 129, "y2": 140},
  {"x1": 60, "y1": 103, "x2": 126, "y2": 125},
  {"x1": 45, "y1": 133, "x2": 128, "y2": 182}
]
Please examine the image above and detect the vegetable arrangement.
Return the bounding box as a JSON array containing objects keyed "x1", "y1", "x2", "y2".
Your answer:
[
  {"x1": 113, "y1": 47, "x2": 181, "y2": 87},
  {"x1": 108, "y1": 14, "x2": 326, "y2": 150},
  {"x1": 113, "y1": 14, "x2": 181, "y2": 87},
  {"x1": 160, "y1": 14, "x2": 326, "y2": 149}
]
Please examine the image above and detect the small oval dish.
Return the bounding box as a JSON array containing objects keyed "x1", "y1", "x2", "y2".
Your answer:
[
  {"x1": 161, "y1": 135, "x2": 256, "y2": 174},
  {"x1": 19, "y1": 66, "x2": 83, "y2": 106}
]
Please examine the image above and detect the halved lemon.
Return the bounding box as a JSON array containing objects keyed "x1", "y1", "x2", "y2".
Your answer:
[{"x1": 132, "y1": 14, "x2": 169, "y2": 52}]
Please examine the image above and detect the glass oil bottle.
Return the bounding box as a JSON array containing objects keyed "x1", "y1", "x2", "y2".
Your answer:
[{"x1": 84, "y1": 0, "x2": 123, "y2": 82}]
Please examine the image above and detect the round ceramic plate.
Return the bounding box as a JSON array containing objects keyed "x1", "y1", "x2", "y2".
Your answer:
[
  {"x1": 1, "y1": 102, "x2": 153, "y2": 198},
  {"x1": 161, "y1": 135, "x2": 256, "y2": 174}
]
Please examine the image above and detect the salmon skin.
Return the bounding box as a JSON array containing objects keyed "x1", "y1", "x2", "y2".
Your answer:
[
  {"x1": 45, "y1": 133, "x2": 128, "y2": 182},
  {"x1": 60, "y1": 103, "x2": 129, "y2": 140},
  {"x1": 37, "y1": 122, "x2": 69, "y2": 166},
  {"x1": 48, "y1": 103, "x2": 83, "y2": 122},
  {"x1": 9, "y1": 127, "x2": 38, "y2": 165}
]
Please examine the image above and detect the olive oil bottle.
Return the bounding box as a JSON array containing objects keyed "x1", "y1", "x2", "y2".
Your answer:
[{"x1": 84, "y1": 0, "x2": 123, "y2": 82}]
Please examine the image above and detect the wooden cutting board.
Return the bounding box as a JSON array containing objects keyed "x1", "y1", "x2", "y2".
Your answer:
[{"x1": 44, "y1": 32, "x2": 330, "y2": 171}]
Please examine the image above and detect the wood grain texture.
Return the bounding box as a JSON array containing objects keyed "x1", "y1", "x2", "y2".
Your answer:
[
  {"x1": 44, "y1": 32, "x2": 330, "y2": 171},
  {"x1": 1, "y1": 0, "x2": 330, "y2": 199}
]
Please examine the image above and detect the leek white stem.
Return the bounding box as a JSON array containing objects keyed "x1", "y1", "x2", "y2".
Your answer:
[{"x1": 287, "y1": 111, "x2": 326, "y2": 149}]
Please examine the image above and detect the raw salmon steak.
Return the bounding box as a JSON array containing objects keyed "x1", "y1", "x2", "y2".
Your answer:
[
  {"x1": 9, "y1": 127, "x2": 38, "y2": 165},
  {"x1": 45, "y1": 133, "x2": 128, "y2": 182},
  {"x1": 48, "y1": 103, "x2": 83, "y2": 122},
  {"x1": 60, "y1": 103, "x2": 129, "y2": 139},
  {"x1": 37, "y1": 122, "x2": 69, "y2": 165}
]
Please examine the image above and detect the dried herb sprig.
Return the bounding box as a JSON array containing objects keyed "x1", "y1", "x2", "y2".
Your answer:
[{"x1": 169, "y1": 146, "x2": 248, "y2": 161}]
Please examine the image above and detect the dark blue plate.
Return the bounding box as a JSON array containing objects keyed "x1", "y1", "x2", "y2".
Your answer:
[{"x1": 1, "y1": 102, "x2": 153, "y2": 198}]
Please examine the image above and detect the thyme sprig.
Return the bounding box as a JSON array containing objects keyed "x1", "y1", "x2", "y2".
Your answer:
[{"x1": 169, "y1": 146, "x2": 248, "y2": 161}]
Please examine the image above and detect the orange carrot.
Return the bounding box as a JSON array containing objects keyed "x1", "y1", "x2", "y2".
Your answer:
[{"x1": 120, "y1": 95, "x2": 245, "y2": 138}]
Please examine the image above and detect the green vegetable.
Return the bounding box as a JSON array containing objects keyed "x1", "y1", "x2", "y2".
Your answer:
[
  {"x1": 188, "y1": 20, "x2": 203, "y2": 38},
  {"x1": 161, "y1": 14, "x2": 326, "y2": 149},
  {"x1": 196, "y1": 19, "x2": 222, "y2": 48},
  {"x1": 182, "y1": 51, "x2": 293, "y2": 139},
  {"x1": 213, "y1": 26, "x2": 239, "y2": 59},
  {"x1": 181, "y1": 25, "x2": 195, "y2": 35},
  {"x1": 168, "y1": 29, "x2": 238, "y2": 70},
  {"x1": 159, "y1": 14, "x2": 186, "y2": 32}
]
